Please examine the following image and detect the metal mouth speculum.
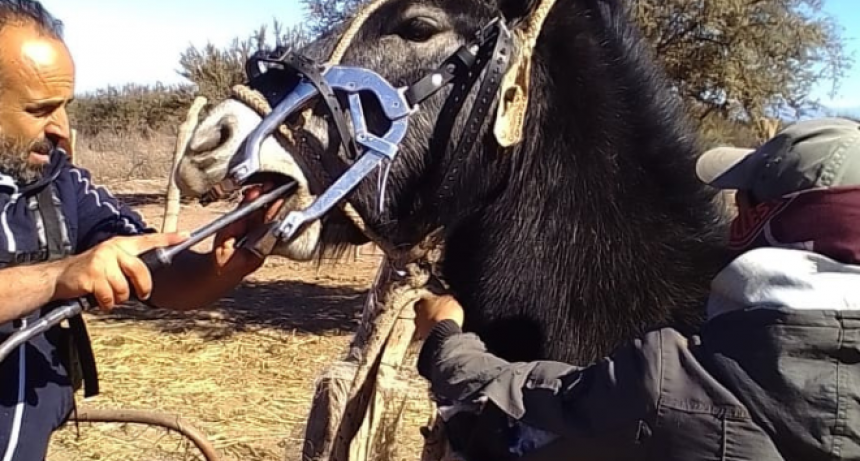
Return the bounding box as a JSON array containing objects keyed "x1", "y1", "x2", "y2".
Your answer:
[
  {"x1": 222, "y1": 17, "x2": 511, "y2": 246},
  {"x1": 225, "y1": 63, "x2": 416, "y2": 244}
]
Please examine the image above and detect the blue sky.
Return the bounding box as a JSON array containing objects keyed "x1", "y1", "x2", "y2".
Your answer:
[
  {"x1": 42, "y1": 0, "x2": 307, "y2": 92},
  {"x1": 810, "y1": 0, "x2": 860, "y2": 116},
  {"x1": 42, "y1": 0, "x2": 858, "y2": 115}
]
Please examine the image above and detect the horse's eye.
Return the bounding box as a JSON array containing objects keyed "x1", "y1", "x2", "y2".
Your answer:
[{"x1": 396, "y1": 17, "x2": 440, "y2": 42}]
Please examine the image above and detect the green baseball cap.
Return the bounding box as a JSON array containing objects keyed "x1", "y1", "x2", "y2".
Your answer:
[{"x1": 696, "y1": 117, "x2": 860, "y2": 202}]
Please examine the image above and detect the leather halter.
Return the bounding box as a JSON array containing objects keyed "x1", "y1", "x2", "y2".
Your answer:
[
  {"x1": 426, "y1": 24, "x2": 515, "y2": 213},
  {"x1": 246, "y1": 53, "x2": 361, "y2": 186},
  {"x1": 242, "y1": 18, "x2": 516, "y2": 239}
]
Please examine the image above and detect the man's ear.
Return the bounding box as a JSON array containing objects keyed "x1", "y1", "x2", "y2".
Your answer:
[{"x1": 496, "y1": 0, "x2": 541, "y2": 23}]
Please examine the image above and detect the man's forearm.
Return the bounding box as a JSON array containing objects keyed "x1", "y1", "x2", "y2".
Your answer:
[
  {"x1": 0, "y1": 260, "x2": 66, "y2": 324},
  {"x1": 419, "y1": 320, "x2": 664, "y2": 439},
  {"x1": 418, "y1": 320, "x2": 529, "y2": 403},
  {"x1": 418, "y1": 320, "x2": 584, "y2": 424},
  {"x1": 147, "y1": 250, "x2": 253, "y2": 311}
]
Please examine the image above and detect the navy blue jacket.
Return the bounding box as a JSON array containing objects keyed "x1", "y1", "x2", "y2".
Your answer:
[
  {"x1": 0, "y1": 151, "x2": 152, "y2": 264},
  {"x1": 0, "y1": 150, "x2": 153, "y2": 461}
]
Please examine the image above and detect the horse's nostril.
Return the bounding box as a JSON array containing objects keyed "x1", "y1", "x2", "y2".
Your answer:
[
  {"x1": 190, "y1": 120, "x2": 234, "y2": 153},
  {"x1": 217, "y1": 123, "x2": 232, "y2": 147}
]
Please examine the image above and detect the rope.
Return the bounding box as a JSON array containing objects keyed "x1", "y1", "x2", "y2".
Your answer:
[
  {"x1": 327, "y1": 0, "x2": 393, "y2": 66},
  {"x1": 231, "y1": 85, "x2": 298, "y2": 146},
  {"x1": 70, "y1": 408, "x2": 220, "y2": 461},
  {"x1": 520, "y1": 0, "x2": 558, "y2": 50},
  {"x1": 494, "y1": 0, "x2": 558, "y2": 147}
]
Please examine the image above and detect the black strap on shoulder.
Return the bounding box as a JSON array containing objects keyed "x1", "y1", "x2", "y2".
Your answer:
[
  {"x1": 35, "y1": 185, "x2": 100, "y2": 398},
  {"x1": 36, "y1": 185, "x2": 66, "y2": 257},
  {"x1": 0, "y1": 248, "x2": 49, "y2": 265}
]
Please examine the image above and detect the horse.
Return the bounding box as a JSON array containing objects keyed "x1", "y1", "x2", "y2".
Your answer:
[{"x1": 175, "y1": 0, "x2": 732, "y2": 367}]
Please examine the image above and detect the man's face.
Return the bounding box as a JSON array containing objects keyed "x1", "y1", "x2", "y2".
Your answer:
[{"x1": 0, "y1": 21, "x2": 74, "y2": 184}]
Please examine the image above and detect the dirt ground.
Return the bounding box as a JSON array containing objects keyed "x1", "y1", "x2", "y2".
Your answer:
[{"x1": 45, "y1": 179, "x2": 434, "y2": 461}]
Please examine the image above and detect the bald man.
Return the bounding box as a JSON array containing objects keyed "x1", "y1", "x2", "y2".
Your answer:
[{"x1": 0, "y1": 2, "x2": 276, "y2": 459}]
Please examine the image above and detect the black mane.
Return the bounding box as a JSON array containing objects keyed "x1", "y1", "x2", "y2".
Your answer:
[{"x1": 437, "y1": 0, "x2": 731, "y2": 363}]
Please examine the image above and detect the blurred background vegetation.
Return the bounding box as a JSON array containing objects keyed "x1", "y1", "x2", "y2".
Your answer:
[{"x1": 69, "y1": 0, "x2": 854, "y2": 179}]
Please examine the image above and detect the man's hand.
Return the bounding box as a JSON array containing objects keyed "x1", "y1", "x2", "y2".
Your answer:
[
  {"x1": 212, "y1": 182, "x2": 286, "y2": 276},
  {"x1": 54, "y1": 232, "x2": 188, "y2": 310},
  {"x1": 415, "y1": 294, "x2": 465, "y2": 339},
  {"x1": 143, "y1": 183, "x2": 288, "y2": 312}
]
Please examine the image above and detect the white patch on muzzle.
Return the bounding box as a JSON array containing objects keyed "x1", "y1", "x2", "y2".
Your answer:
[{"x1": 174, "y1": 98, "x2": 322, "y2": 261}]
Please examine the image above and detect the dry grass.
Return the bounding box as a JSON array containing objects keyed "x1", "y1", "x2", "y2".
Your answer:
[
  {"x1": 45, "y1": 190, "x2": 434, "y2": 461},
  {"x1": 74, "y1": 131, "x2": 176, "y2": 181},
  {"x1": 49, "y1": 309, "x2": 352, "y2": 461}
]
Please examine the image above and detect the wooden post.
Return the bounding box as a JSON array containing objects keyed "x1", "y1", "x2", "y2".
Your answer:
[
  {"x1": 69, "y1": 128, "x2": 77, "y2": 164},
  {"x1": 348, "y1": 299, "x2": 418, "y2": 461},
  {"x1": 301, "y1": 258, "x2": 435, "y2": 461},
  {"x1": 302, "y1": 261, "x2": 394, "y2": 461},
  {"x1": 162, "y1": 96, "x2": 207, "y2": 233}
]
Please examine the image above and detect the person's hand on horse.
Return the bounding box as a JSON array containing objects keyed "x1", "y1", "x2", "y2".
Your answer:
[
  {"x1": 414, "y1": 293, "x2": 465, "y2": 340},
  {"x1": 212, "y1": 181, "x2": 286, "y2": 276},
  {"x1": 53, "y1": 232, "x2": 189, "y2": 310}
]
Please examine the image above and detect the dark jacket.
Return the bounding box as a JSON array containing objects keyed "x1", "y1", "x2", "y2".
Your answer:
[
  {"x1": 0, "y1": 150, "x2": 153, "y2": 461},
  {"x1": 418, "y1": 247, "x2": 860, "y2": 461}
]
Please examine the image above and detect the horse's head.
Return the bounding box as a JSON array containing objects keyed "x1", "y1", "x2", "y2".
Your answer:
[
  {"x1": 177, "y1": 0, "x2": 733, "y2": 364},
  {"x1": 176, "y1": 0, "x2": 550, "y2": 260}
]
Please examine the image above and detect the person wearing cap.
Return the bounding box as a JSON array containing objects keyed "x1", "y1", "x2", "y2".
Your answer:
[{"x1": 414, "y1": 117, "x2": 860, "y2": 461}]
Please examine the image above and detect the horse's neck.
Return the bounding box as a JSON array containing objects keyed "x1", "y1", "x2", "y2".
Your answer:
[
  {"x1": 442, "y1": 156, "x2": 720, "y2": 365},
  {"x1": 439, "y1": 50, "x2": 727, "y2": 367}
]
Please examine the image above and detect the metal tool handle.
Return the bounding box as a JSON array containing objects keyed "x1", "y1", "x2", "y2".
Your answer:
[
  {"x1": 0, "y1": 298, "x2": 90, "y2": 362},
  {"x1": 0, "y1": 260, "x2": 158, "y2": 363},
  {"x1": 137, "y1": 180, "x2": 299, "y2": 270},
  {"x1": 0, "y1": 180, "x2": 299, "y2": 363}
]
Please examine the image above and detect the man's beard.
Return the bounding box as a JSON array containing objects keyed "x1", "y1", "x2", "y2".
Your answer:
[{"x1": 0, "y1": 135, "x2": 52, "y2": 185}]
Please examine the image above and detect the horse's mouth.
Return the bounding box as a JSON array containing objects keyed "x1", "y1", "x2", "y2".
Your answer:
[
  {"x1": 276, "y1": 107, "x2": 383, "y2": 247},
  {"x1": 184, "y1": 93, "x2": 378, "y2": 256},
  {"x1": 201, "y1": 104, "x2": 324, "y2": 201}
]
